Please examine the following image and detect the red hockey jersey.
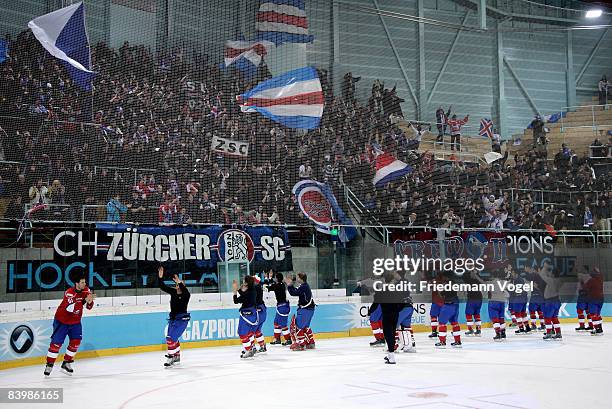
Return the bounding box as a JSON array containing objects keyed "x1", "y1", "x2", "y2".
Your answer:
[{"x1": 54, "y1": 286, "x2": 94, "y2": 325}]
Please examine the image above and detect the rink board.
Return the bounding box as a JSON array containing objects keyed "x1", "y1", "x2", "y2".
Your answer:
[{"x1": 1, "y1": 301, "x2": 609, "y2": 369}]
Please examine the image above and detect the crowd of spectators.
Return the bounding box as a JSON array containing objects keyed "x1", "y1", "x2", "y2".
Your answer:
[{"x1": 0, "y1": 29, "x2": 610, "y2": 233}]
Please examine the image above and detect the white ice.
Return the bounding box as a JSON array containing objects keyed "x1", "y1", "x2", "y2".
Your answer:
[{"x1": 0, "y1": 324, "x2": 610, "y2": 409}]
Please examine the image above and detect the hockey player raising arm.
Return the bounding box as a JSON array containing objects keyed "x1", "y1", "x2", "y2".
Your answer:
[
  {"x1": 44, "y1": 273, "x2": 95, "y2": 376},
  {"x1": 537, "y1": 261, "x2": 563, "y2": 340},
  {"x1": 233, "y1": 276, "x2": 258, "y2": 359},
  {"x1": 265, "y1": 270, "x2": 292, "y2": 346},
  {"x1": 285, "y1": 273, "x2": 316, "y2": 351},
  {"x1": 158, "y1": 265, "x2": 191, "y2": 367}
]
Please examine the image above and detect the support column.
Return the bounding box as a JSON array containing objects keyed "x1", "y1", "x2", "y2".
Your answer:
[
  {"x1": 478, "y1": 0, "x2": 487, "y2": 30},
  {"x1": 417, "y1": 0, "x2": 426, "y2": 120},
  {"x1": 566, "y1": 30, "x2": 576, "y2": 110},
  {"x1": 495, "y1": 20, "x2": 506, "y2": 139}
]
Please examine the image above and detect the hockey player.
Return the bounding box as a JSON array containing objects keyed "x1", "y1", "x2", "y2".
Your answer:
[
  {"x1": 538, "y1": 262, "x2": 562, "y2": 340},
  {"x1": 264, "y1": 270, "x2": 292, "y2": 346},
  {"x1": 526, "y1": 266, "x2": 546, "y2": 331},
  {"x1": 576, "y1": 266, "x2": 591, "y2": 332},
  {"x1": 368, "y1": 303, "x2": 385, "y2": 346},
  {"x1": 435, "y1": 272, "x2": 462, "y2": 348},
  {"x1": 584, "y1": 267, "x2": 604, "y2": 336},
  {"x1": 233, "y1": 276, "x2": 258, "y2": 359},
  {"x1": 44, "y1": 273, "x2": 95, "y2": 376},
  {"x1": 376, "y1": 271, "x2": 404, "y2": 364},
  {"x1": 463, "y1": 271, "x2": 483, "y2": 336},
  {"x1": 509, "y1": 267, "x2": 531, "y2": 335},
  {"x1": 474, "y1": 268, "x2": 508, "y2": 341},
  {"x1": 158, "y1": 266, "x2": 191, "y2": 367},
  {"x1": 396, "y1": 297, "x2": 416, "y2": 353},
  {"x1": 286, "y1": 272, "x2": 316, "y2": 351},
  {"x1": 252, "y1": 274, "x2": 267, "y2": 353},
  {"x1": 425, "y1": 272, "x2": 444, "y2": 338}
]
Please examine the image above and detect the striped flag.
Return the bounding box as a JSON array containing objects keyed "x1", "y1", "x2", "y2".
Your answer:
[
  {"x1": 479, "y1": 118, "x2": 493, "y2": 138},
  {"x1": 256, "y1": 0, "x2": 314, "y2": 45},
  {"x1": 371, "y1": 145, "x2": 413, "y2": 187},
  {"x1": 224, "y1": 39, "x2": 274, "y2": 68},
  {"x1": 237, "y1": 66, "x2": 323, "y2": 129}
]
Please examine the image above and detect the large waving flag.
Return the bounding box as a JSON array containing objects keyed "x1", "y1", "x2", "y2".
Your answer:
[
  {"x1": 371, "y1": 145, "x2": 413, "y2": 187},
  {"x1": 256, "y1": 0, "x2": 314, "y2": 45},
  {"x1": 237, "y1": 66, "x2": 323, "y2": 129},
  {"x1": 292, "y1": 180, "x2": 356, "y2": 242},
  {"x1": 28, "y1": 2, "x2": 94, "y2": 90}
]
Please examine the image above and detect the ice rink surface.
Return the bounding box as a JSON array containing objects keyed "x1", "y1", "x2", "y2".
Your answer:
[{"x1": 1, "y1": 324, "x2": 610, "y2": 409}]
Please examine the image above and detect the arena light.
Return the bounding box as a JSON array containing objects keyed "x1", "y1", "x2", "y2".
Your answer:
[{"x1": 586, "y1": 9, "x2": 603, "y2": 18}]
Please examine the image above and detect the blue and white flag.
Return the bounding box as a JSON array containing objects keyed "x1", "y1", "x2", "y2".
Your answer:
[
  {"x1": 28, "y1": 2, "x2": 94, "y2": 90},
  {"x1": 256, "y1": 0, "x2": 314, "y2": 45},
  {"x1": 237, "y1": 66, "x2": 323, "y2": 129},
  {"x1": 292, "y1": 180, "x2": 356, "y2": 242}
]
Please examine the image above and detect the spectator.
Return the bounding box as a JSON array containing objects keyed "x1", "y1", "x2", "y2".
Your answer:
[
  {"x1": 529, "y1": 115, "x2": 545, "y2": 147},
  {"x1": 435, "y1": 105, "x2": 451, "y2": 144},
  {"x1": 106, "y1": 194, "x2": 127, "y2": 222},
  {"x1": 598, "y1": 75, "x2": 608, "y2": 107},
  {"x1": 28, "y1": 179, "x2": 49, "y2": 205},
  {"x1": 446, "y1": 113, "x2": 469, "y2": 151}
]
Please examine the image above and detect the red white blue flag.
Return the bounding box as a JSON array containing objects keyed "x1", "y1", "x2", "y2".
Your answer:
[
  {"x1": 256, "y1": 0, "x2": 314, "y2": 45},
  {"x1": 479, "y1": 118, "x2": 494, "y2": 138},
  {"x1": 237, "y1": 66, "x2": 323, "y2": 129},
  {"x1": 371, "y1": 144, "x2": 413, "y2": 187}
]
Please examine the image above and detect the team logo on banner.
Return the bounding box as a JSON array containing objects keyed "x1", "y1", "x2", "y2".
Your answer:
[
  {"x1": 218, "y1": 229, "x2": 255, "y2": 262},
  {"x1": 292, "y1": 180, "x2": 332, "y2": 233}
]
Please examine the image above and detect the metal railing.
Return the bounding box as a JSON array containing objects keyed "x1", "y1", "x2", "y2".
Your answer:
[{"x1": 344, "y1": 185, "x2": 389, "y2": 244}]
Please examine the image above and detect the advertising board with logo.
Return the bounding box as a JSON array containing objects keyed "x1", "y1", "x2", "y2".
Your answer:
[{"x1": 6, "y1": 224, "x2": 292, "y2": 293}]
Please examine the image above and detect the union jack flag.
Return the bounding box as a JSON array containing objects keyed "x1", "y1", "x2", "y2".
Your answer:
[{"x1": 479, "y1": 118, "x2": 493, "y2": 138}]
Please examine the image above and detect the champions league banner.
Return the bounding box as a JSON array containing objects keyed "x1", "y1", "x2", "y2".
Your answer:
[
  {"x1": 6, "y1": 224, "x2": 293, "y2": 293},
  {"x1": 393, "y1": 230, "x2": 576, "y2": 276}
]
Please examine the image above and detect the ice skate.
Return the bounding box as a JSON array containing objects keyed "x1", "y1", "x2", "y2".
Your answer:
[
  {"x1": 543, "y1": 333, "x2": 554, "y2": 340},
  {"x1": 290, "y1": 342, "x2": 305, "y2": 351},
  {"x1": 369, "y1": 339, "x2": 385, "y2": 347},
  {"x1": 451, "y1": 341, "x2": 462, "y2": 348},
  {"x1": 60, "y1": 361, "x2": 73, "y2": 375},
  {"x1": 428, "y1": 331, "x2": 438, "y2": 338},
  {"x1": 240, "y1": 349, "x2": 256, "y2": 359},
  {"x1": 435, "y1": 341, "x2": 446, "y2": 348},
  {"x1": 465, "y1": 329, "x2": 474, "y2": 336},
  {"x1": 575, "y1": 326, "x2": 588, "y2": 332},
  {"x1": 493, "y1": 333, "x2": 503, "y2": 342},
  {"x1": 164, "y1": 354, "x2": 179, "y2": 367},
  {"x1": 269, "y1": 338, "x2": 282, "y2": 345},
  {"x1": 384, "y1": 352, "x2": 396, "y2": 364},
  {"x1": 553, "y1": 333, "x2": 563, "y2": 341},
  {"x1": 474, "y1": 329, "x2": 482, "y2": 337},
  {"x1": 305, "y1": 342, "x2": 316, "y2": 350},
  {"x1": 282, "y1": 339, "x2": 292, "y2": 346},
  {"x1": 43, "y1": 363, "x2": 53, "y2": 376},
  {"x1": 591, "y1": 328, "x2": 604, "y2": 336},
  {"x1": 515, "y1": 328, "x2": 525, "y2": 335}
]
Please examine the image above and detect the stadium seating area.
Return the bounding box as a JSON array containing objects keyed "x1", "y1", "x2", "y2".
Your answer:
[{"x1": 0, "y1": 29, "x2": 610, "y2": 231}]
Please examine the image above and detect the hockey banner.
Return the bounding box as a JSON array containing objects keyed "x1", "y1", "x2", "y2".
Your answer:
[
  {"x1": 211, "y1": 135, "x2": 249, "y2": 157},
  {"x1": 392, "y1": 231, "x2": 577, "y2": 276},
  {"x1": 6, "y1": 224, "x2": 292, "y2": 293}
]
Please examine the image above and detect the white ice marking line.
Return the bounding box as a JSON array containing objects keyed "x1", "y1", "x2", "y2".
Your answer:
[
  {"x1": 370, "y1": 381, "x2": 458, "y2": 390},
  {"x1": 393, "y1": 401, "x2": 481, "y2": 409},
  {"x1": 470, "y1": 396, "x2": 531, "y2": 409},
  {"x1": 340, "y1": 383, "x2": 389, "y2": 399}
]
